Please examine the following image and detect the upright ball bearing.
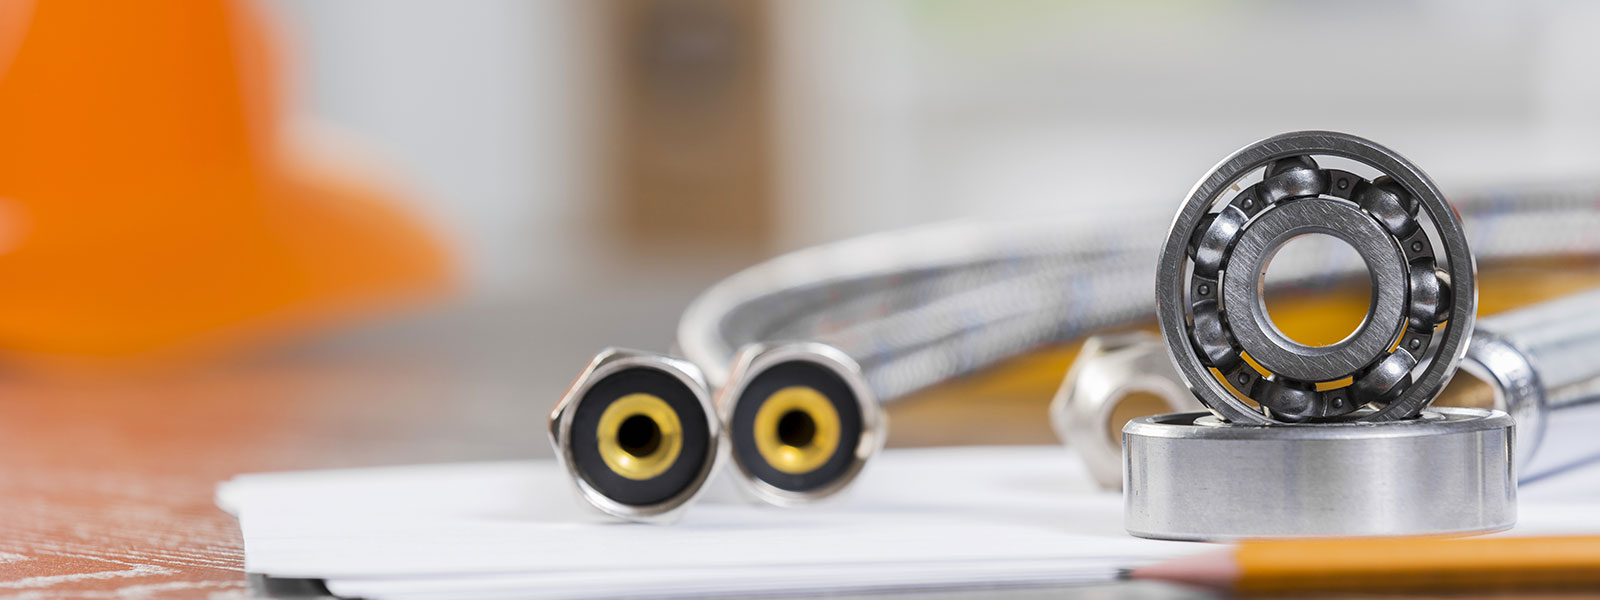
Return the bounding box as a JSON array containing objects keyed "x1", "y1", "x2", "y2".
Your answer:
[{"x1": 1156, "y1": 131, "x2": 1476, "y2": 424}]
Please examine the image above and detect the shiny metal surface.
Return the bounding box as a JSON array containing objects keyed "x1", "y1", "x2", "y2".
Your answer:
[
  {"x1": 716, "y1": 342, "x2": 884, "y2": 506},
  {"x1": 1156, "y1": 131, "x2": 1476, "y2": 423},
  {"x1": 549, "y1": 348, "x2": 722, "y2": 523},
  {"x1": 1221, "y1": 198, "x2": 1408, "y2": 383},
  {"x1": 1462, "y1": 287, "x2": 1600, "y2": 479},
  {"x1": 1050, "y1": 332, "x2": 1202, "y2": 489},
  {"x1": 676, "y1": 216, "x2": 1168, "y2": 397},
  {"x1": 1460, "y1": 330, "x2": 1546, "y2": 469},
  {"x1": 1067, "y1": 286, "x2": 1600, "y2": 489},
  {"x1": 1123, "y1": 408, "x2": 1516, "y2": 541}
]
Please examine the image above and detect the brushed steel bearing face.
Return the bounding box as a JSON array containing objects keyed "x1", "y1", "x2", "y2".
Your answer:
[
  {"x1": 1157, "y1": 131, "x2": 1477, "y2": 424},
  {"x1": 1123, "y1": 408, "x2": 1515, "y2": 540},
  {"x1": 1223, "y1": 198, "x2": 1408, "y2": 383}
]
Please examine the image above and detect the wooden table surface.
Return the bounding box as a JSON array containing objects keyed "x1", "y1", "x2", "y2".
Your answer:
[
  {"x1": 0, "y1": 309, "x2": 573, "y2": 597},
  {"x1": 0, "y1": 268, "x2": 704, "y2": 599},
  {"x1": 3, "y1": 263, "x2": 1598, "y2": 599},
  {"x1": 0, "y1": 365, "x2": 484, "y2": 598}
]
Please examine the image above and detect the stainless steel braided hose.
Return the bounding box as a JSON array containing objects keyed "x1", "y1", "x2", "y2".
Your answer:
[{"x1": 679, "y1": 181, "x2": 1600, "y2": 404}]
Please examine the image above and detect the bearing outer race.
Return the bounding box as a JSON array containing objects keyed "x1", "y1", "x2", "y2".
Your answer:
[
  {"x1": 1123, "y1": 408, "x2": 1516, "y2": 540},
  {"x1": 1156, "y1": 131, "x2": 1477, "y2": 424},
  {"x1": 1223, "y1": 198, "x2": 1408, "y2": 382}
]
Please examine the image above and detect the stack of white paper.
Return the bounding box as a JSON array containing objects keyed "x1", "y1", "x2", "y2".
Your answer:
[{"x1": 218, "y1": 446, "x2": 1600, "y2": 600}]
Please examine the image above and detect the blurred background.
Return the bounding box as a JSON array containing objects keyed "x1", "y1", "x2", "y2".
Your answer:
[
  {"x1": 279, "y1": 0, "x2": 1600, "y2": 287},
  {"x1": 7, "y1": 3, "x2": 1600, "y2": 592},
  {"x1": 278, "y1": 0, "x2": 1600, "y2": 456},
  {"x1": 5, "y1": 0, "x2": 1600, "y2": 465}
]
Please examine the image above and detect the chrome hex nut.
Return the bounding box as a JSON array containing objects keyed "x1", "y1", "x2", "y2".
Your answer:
[{"x1": 1050, "y1": 332, "x2": 1202, "y2": 490}]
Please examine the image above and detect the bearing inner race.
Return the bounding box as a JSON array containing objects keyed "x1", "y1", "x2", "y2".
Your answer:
[{"x1": 1223, "y1": 197, "x2": 1407, "y2": 383}]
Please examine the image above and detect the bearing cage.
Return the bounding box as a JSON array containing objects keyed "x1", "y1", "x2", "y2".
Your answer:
[{"x1": 1157, "y1": 131, "x2": 1476, "y2": 424}]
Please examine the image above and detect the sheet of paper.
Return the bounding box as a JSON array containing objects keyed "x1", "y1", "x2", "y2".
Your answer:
[
  {"x1": 220, "y1": 445, "x2": 1600, "y2": 599},
  {"x1": 1522, "y1": 400, "x2": 1600, "y2": 483},
  {"x1": 323, "y1": 560, "x2": 1139, "y2": 600},
  {"x1": 220, "y1": 446, "x2": 1201, "y2": 597}
]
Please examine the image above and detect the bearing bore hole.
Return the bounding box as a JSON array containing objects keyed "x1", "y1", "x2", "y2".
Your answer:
[
  {"x1": 777, "y1": 409, "x2": 817, "y2": 448},
  {"x1": 1261, "y1": 233, "x2": 1373, "y2": 347},
  {"x1": 617, "y1": 414, "x2": 663, "y2": 458}
]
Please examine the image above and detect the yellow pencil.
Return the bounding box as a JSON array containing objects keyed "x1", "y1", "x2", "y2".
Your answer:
[{"x1": 1129, "y1": 536, "x2": 1600, "y2": 594}]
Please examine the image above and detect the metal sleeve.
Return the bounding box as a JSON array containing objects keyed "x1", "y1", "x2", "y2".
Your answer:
[{"x1": 1468, "y1": 286, "x2": 1600, "y2": 480}]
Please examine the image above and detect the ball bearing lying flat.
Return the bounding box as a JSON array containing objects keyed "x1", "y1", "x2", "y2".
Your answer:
[
  {"x1": 1157, "y1": 131, "x2": 1476, "y2": 424},
  {"x1": 1123, "y1": 408, "x2": 1515, "y2": 540}
]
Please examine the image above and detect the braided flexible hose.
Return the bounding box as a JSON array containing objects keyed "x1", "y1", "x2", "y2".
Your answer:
[{"x1": 679, "y1": 182, "x2": 1600, "y2": 402}]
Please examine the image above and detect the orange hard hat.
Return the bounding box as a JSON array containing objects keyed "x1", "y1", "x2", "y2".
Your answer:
[{"x1": 0, "y1": 0, "x2": 453, "y2": 368}]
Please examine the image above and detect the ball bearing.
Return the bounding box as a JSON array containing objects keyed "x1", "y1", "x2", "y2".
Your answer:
[
  {"x1": 1123, "y1": 408, "x2": 1515, "y2": 540},
  {"x1": 1156, "y1": 131, "x2": 1476, "y2": 424}
]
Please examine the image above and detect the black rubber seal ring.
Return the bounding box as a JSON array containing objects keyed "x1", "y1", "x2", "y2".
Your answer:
[
  {"x1": 570, "y1": 367, "x2": 711, "y2": 506},
  {"x1": 729, "y1": 361, "x2": 863, "y2": 492}
]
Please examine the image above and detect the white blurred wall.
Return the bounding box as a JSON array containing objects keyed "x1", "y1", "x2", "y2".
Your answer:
[
  {"x1": 774, "y1": 0, "x2": 1600, "y2": 248},
  {"x1": 271, "y1": 0, "x2": 1600, "y2": 296},
  {"x1": 273, "y1": 0, "x2": 598, "y2": 296}
]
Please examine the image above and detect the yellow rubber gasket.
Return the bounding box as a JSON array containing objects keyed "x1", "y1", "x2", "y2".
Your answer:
[
  {"x1": 753, "y1": 386, "x2": 841, "y2": 475},
  {"x1": 596, "y1": 393, "x2": 683, "y2": 481}
]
